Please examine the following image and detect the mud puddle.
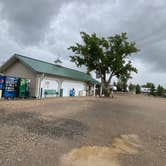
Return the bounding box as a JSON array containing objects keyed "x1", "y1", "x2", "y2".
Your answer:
[{"x1": 61, "y1": 134, "x2": 142, "y2": 166}]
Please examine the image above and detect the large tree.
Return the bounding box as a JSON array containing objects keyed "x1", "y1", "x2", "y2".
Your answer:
[{"x1": 69, "y1": 32, "x2": 139, "y2": 96}]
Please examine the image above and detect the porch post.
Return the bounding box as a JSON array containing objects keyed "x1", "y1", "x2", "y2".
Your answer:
[
  {"x1": 57, "y1": 79, "x2": 63, "y2": 97},
  {"x1": 93, "y1": 84, "x2": 96, "y2": 96},
  {"x1": 100, "y1": 84, "x2": 102, "y2": 97}
]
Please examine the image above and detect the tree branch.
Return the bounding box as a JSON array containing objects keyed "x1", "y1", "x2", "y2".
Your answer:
[{"x1": 108, "y1": 71, "x2": 114, "y2": 84}]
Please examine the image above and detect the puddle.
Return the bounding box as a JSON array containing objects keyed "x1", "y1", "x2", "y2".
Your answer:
[{"x1": 61, "y1": 134, "x2": 142, "y2": 166}]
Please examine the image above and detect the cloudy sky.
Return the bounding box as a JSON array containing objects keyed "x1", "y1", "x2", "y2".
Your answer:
[{"x1": 0, "y1": 0, "x2": 166, "y2": 86}]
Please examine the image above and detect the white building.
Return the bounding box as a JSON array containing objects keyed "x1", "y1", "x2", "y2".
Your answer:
[
  {"x1": 141, "y1": 87, "x2": 151, "y2": 93},
  {"x1": 0, "y1": 54, "x2": 100, "y2": 98}
]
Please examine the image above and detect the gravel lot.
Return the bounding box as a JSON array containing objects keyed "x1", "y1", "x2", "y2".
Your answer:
[{"x1": 0, "y1": 94, "x2": 166, "y2": 166}]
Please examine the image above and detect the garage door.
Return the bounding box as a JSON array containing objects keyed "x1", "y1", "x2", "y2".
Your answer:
[
  {"x1": 62, "y1": 81, "x2": 85, "y2": 97},
  {"x1": 41, "y1": 79, "x2": 58, "y2": 97}
]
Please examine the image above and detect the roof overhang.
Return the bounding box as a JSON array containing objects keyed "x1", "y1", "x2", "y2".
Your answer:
[
  {"x1": 0, "y1": 55, "x2": 17, "y2": 73},
  {"x1": 0, "y1": 54, "x2": 37, "y2": 74}
]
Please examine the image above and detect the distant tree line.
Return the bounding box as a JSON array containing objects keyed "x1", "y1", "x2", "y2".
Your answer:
[{"x1": 114, "y1": 81, "x2": 166, "y2": 97}]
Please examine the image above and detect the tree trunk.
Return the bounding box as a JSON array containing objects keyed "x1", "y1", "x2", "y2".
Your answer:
[
  {"x1": 100, "y1": 74, "x2": 113, "y2": 97},
  {"x1": 103, "y1": 82, "x2": 111, "y2": 97}
]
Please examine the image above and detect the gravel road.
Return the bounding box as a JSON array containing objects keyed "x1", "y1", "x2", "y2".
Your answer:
[{"x1": 0, "y1": 94, "x2": 166, "y2": 166}]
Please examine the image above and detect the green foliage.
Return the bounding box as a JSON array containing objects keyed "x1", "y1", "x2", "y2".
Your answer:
[
  {"x1": 156, "y1": 85, "x2": 165, "y2": 96},
  {"x1": 129, "y1": 83, "x2": 136, "y2": 92},
  {"x1": 150, "y1": 84, "x2": 155, "y2": 95},
  {"x1": 143, "y1": 82, "x2": 154, "y2": 89},
  {"x1": 136, "y1": 84, "x2": 141, "y2": 94},
  {"x1": 117, "y1": 80, "x2": 123, "y2": 91},
  {"x1": 117, "y1": 76, "x2": 128, "y2": 92},
  {"x1": 69, "y1": 32, "x2": 139, "y2": 96}
]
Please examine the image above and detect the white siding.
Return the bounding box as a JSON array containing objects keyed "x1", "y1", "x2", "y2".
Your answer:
[{"x1": 62, "y1": 80, "x2": 86, "y2": 97}]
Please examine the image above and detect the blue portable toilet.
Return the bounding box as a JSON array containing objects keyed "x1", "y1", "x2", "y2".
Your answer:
[{"x1": 3, "y1": 76, "x2": 17, "y2": 99}]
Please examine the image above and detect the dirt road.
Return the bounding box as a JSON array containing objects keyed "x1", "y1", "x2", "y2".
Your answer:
[{"x1": 0, "y1": 94, "x2": 166, "y2": 166}]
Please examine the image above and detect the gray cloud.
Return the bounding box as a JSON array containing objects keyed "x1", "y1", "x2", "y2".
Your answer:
[
  {"x1": 0, "y1": 0, "x2": 166, "y2": 86},
  {"x1": 0, "y1": 0, "x2": 105, "y2": 45},
  {"x1": 0, "y1": 0, "x2": 64, "y2": 45}
]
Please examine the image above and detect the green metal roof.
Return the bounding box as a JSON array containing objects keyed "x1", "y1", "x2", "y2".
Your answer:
[{"x1": 14, "y1": 54, "x2": 100, "y2": 85}]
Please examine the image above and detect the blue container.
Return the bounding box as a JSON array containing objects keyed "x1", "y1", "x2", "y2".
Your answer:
[
  {"x1": 69, "y1": 89, "x2": 73, "y2": 96},
  {"x1": 69, "y1": 89, "x2": 75, "y2": 97},
  {"x1": 3, "y1": 76, "x2": 17, "y2": 98}
]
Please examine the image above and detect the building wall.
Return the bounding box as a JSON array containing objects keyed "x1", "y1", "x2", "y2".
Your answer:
[
  {"x1": 2, "y1": 60, "x2": 37, "y2": 97},
  {"x1": 36, "y1": 74, "x2": 87, "y2": 98},
  {"x1": 40, "y1": 77, "x2": 59, "y2": 98},
  {"x1": 2, "y1": 60, "x2": 91, "y2": 98},
  {"x1": 62, "y1": 80, "x2": 86, "y2": 96}
]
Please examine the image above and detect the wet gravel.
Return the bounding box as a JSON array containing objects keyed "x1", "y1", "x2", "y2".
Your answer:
[{"x1": 0, "y1": 111, "x2": 88, "y2": 139}]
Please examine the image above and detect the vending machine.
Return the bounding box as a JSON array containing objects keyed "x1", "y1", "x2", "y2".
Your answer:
[
  {"x1": 18, "y1": 78, "x2": 27, "y2": 98},
  {"x1": 3, "y1": 76, "x2": 17, "y2": 99},
  {"x1": 0, "y1": 76, "x2": 5, "y2": 99}
]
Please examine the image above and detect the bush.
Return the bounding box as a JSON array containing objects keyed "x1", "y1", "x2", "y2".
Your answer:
[
  {"x1": 156, "y1": 85, "x2": 165, "y2": 96},
  {"x1": 136, "y1": 84, "x2": 141, "y2": 94},
  {"x1": 129, "y1": 83, "x2": 136, "y2": 92},
  {"x1": 150, "y1": 84, "x2": 155, "y2": 95}
]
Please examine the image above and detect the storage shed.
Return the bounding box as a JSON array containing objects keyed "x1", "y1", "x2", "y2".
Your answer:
[{"x1": 0, "y1": 54, "x2": 100, "y2": 98}]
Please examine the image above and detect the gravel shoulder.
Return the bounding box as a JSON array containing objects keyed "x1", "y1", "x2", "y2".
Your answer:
[{"x1": 0, "y1": 94, "x2": 166, "y2": 166}]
